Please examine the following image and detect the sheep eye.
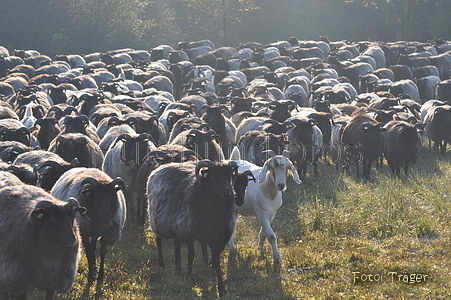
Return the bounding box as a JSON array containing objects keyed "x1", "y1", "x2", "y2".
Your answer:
[{"x1": 82, "y1": 190, "x2": 91, "y2": 196}]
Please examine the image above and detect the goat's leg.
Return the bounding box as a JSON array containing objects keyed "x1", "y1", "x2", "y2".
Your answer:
[{"x1": 258, "y1": 216, "x2": 281, "y2": 264}]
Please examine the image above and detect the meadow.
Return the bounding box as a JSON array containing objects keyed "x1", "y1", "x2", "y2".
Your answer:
[{"x1": 34, "y1": 144, "x2": 451, "y2": 299}]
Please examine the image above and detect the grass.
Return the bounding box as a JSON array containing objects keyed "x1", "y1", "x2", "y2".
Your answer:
[{"x1": 31, "y1": 145, "x2": 451, "y2": 299}]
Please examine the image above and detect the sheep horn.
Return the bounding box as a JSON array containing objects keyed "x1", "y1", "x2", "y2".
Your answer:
[
  {"x1": 111, "y1": 134, "x2": 131, "y2": 148},
  {"x1": 38, "y1": 160, "x2": 62, "y2": 172},
  {"x1": 173, "y1": 149, "x2": 202, "y2": 162},
  {"x1": 108, "y1": 116, "x2": 122, "y2": 126},
  {"x1": 242, "y1": 169, "x2": 256, "y2": 182},
  {"x1": 80, "y1": 177, "x2": 100, "y2": 188},
  {"x1": 141, "y1": 150, "x2": 172, "y2": 163},
  {"x1": 195, "y1": 160, "x2": 213, "y2": 182},
  {"x1": 111, "y1": 177, "x2": 126, "y2": 191},
  {"x1": 197, "y1": 123, "x2": 211, "y2": 131}
]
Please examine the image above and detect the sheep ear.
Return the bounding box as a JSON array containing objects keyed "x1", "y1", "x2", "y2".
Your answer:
[
  {"x1": 31, "y1": 209, "x2": 46, "y2": 223},
  {"x1": 258, "y1": 162, "x2": 269, "y2": 183}
]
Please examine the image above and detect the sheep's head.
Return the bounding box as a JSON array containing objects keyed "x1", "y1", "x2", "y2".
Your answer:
[
  {"x1": 233, "y1": 170, "x2": 255, "y2": 206},
  {"x1": 195, "y1": 160, "x2": 238, "y2": 200},
  {"x1": 37, "y1": 158, "x2": 79, "y2": 191},
  {"x1": 30, "y1": 197, "x2": 86, "y2": 247},
  {"x1": 79, "y1": 177, "x2": 126, "y2": 224}
]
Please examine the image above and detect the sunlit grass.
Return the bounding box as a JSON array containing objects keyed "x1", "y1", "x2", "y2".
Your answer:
[{"x1": 27, "y1": 145, "x2": 451, "y2": 299}]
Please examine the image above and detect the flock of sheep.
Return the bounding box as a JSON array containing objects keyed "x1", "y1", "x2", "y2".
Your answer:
[{"x1": 0, "y1": 35, "x2": 451, "y2": 298}]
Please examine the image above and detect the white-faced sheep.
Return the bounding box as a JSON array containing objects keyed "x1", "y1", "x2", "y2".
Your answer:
[
  {"x1": 51, "y1": 168, "x2": 127, "y2": 287},
  {"x1": 0, "y1": 185, "x2": 86, "y2": 300}
]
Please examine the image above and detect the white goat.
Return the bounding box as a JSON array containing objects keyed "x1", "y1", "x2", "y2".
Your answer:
[{"x1": 228, "y1": 148, "x2": 302, "y2": 264}]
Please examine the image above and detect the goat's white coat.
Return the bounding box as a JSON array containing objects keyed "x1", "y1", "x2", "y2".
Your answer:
[{"x1": 228, "y1": 147, "x2": 301, "y2": 264}]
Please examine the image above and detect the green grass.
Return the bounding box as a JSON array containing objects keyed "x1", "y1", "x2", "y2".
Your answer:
[{"x1": 31, "y1": 146, "x2": 451, "y2": 299}]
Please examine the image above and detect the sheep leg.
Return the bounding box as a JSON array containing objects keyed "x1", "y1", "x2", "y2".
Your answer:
[
  {"x1": 97, "y1": 240, "x2": 108, "y2": 285},
  {"x1": 83, "y1": 237, "x2": 97, "y2": 284},
  {"x1": 201, "y1": 243, "x2": 209, "y2": 265},
  {"x1": 156, "y1": 237, "x2": 165, "y2": 268},
  {"x1": 227, "y1": 224, "x2": 237, "y2": 252},
  {"x1": 209, "y1": 243, "x2": 226, "y2": 297},
  {"x1": 174, "y1": 239, "x2": 182, "y2": 275},
  {"x1": 45, "y1": 289, "x2": 55, "y2": 300},
  {"x1": 258, "y1": 216, "x2": 281, "y2": 264},
  {"x1": 187, "y1": 240, "x2": 195, "y2": 277}
]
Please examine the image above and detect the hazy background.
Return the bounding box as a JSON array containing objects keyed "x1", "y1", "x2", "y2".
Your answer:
[{"x1": 1, "y1": 0, "x2": 450, "y2": 55}]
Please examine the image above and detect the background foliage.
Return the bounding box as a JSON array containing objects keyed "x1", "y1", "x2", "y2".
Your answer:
[{"x1": 1, "y1": 0, "x2": 450, "y2": 56}]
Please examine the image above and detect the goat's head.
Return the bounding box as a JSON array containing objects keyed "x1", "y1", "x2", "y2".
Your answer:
[{"x1": 258, "y1": 150, "x2": 301, "y2": 191}]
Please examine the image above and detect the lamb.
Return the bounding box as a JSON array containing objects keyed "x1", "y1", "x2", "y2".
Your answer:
[
  {"x1": 51, "y1": 168, "x2": 127, "y2": 287},
  {"x1": 0, "y1": 185, "x2": 86, "y2": 300},
  {"x1": 147, "y1": 160, "x2": 239, "y2": 296},
  {"x1": 228, "y1": 149, "x2": 302, "y2": 264}
]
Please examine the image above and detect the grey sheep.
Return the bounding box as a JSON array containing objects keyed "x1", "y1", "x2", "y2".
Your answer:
[
  {"x1": 0, "y1": 185, "x2": 86, "y2": 300},
  {"x1": 51, "y1": 167, "x2": 127, "y2": 287},
  {"x1": 147, "y1": 160, "x2": 239, "y2": 296},
  {"x1": 383, "y1": 120, "x2": 422, "y2": 177}
]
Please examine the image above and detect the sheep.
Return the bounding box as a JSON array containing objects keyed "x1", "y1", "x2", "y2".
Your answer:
[
  {"x1": 228, "y1": 149, "x2": 302, "y2": 264},
  {"x1": 429, "y1": 53, "x2": 451, "y2": 79},
  {"x1": 0, "y1": 185, "x2": 86, "y2": 300},
  {"x1": 13, "y1": 150, "x2": 79, "y2": 191},
  {"x1": 422, "y1": 104, "x2": 451, "y2": 155},
  {"x1": 59, "y1": 114, "x2": 100, "y2": 144},
  {"x1": 435, "y1": 79, "x2": 451, "y2": 102},
  {"x1": 0, "y1": 171, "x2": 22, "y2": 188},
  {"x1": 48, "y1": 133, "x2": 104, "y2": 168},
  {"x1": 388, "y1": 79, "x2": 420, "y2": 102},
  {"x1": 147, "y1": 159, "x2": 238, "y2": 296},
  {"x1": 341, "y1": 109, "x2": 387, "y2": 179},
  {"x1": 415, "y1": 75, "x2": 441, "y2": 103},
  {"x1": 31, "y1": 116, "x2": 61, "y2": 150},
  {"x1": 102, "y1": 132, "x2": 156, "y2": 219},
  {"x1": 383, "y1": 120, "x2": 422, "y2": 177},
  {"x1": 0, "y1": 118, "x2": 40, "y2": 149},
  {"x1": 201, "y1": 105, "x2": 236, "y2": 158},
  {"x1": 170, "y1": 128, "x2": 224, "y2": 161},
  {"x1": 134, "y1": 145, "x2": 201, "y2": 223},
  {"x1": 285, "y1": 117, "x2": 323, "y2": 179},
  {"x1": 51, "y1": 168, "x2": 127, "y2": 287},
  {"x1": 0, "y1": 141, "x2": 30, "y2": 162},
  {"x1": 237, "y1": 130, "x2": 290, "y2": 166}
]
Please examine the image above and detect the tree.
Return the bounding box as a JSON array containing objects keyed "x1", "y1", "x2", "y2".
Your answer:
[{"x1": 178, "y1": 0, "x2": 259, "y2": 46}]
